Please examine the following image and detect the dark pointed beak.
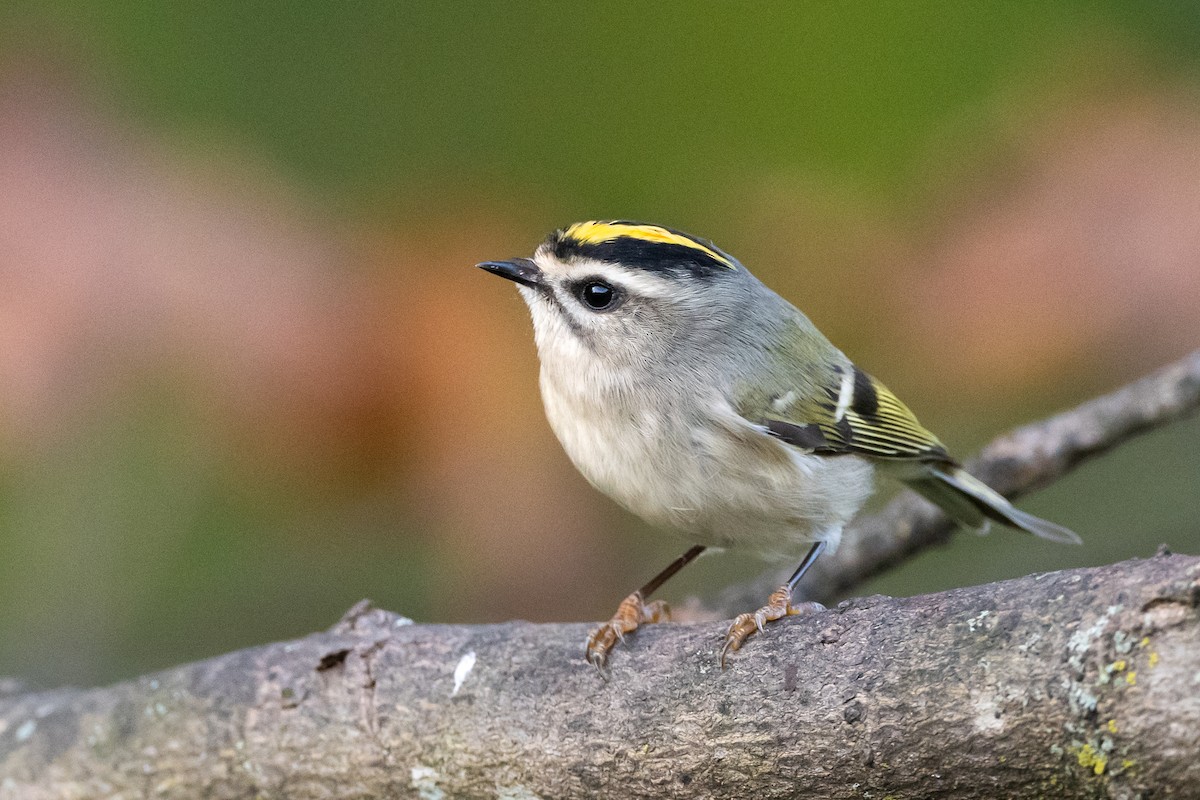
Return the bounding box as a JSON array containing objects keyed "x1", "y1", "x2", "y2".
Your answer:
[{"x1": 477, "y1": 258, "x2": 544, "y2": 289}]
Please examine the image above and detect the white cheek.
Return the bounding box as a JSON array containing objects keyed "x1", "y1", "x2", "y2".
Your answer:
[
  {"x1": 525, "y1": 297, "x2": 577, "y2": 356},
  {"x1": 535, "y1": 316, "x2": 591, "y2": 371}
]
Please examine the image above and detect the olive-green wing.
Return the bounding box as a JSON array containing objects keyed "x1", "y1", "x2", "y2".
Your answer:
[
  {"x1": 762, "y1": 364, "x2": 950, "y2": 462},
  {"x1": 748, "y1": 361, "x2": 1082, "y2": 543}
]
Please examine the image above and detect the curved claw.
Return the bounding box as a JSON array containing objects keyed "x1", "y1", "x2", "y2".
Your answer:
[
  {"x1": 584, "y1": 593, "x2": 671, "y2": 671},
  {"x1": 584, "y1": 621, "x2": 625, "y2": 671},
  {"x1": 719, "y1": 586, "x2": 826, "y2": 669},
  {"x1": 720, "y1": 612, "x2": 758, "y2": 669}
]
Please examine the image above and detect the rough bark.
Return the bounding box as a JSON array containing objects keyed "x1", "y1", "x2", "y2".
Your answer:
[{"x1": 1, "y1": 553, "x2": 1198, "y2": 799}]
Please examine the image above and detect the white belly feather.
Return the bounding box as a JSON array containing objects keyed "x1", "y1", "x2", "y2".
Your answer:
[{"x1": 540, "y1": 370, "x2": 875, "y2": 560}]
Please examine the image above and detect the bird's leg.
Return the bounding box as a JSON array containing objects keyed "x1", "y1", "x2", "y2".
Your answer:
[
  {"x1": 721, "y1": 540, "x2": 827, "y2": 668},
  {"x1": 585, "y1": 545, "x2": 705, "y2": 670}
]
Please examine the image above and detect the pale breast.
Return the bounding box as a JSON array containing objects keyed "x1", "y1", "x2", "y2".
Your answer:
[{"x1": 539, "y1": 373, "x2": 876, "y2": 559}]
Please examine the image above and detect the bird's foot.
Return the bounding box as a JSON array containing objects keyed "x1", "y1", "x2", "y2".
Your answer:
[
  {"x1": 721, "y1": 585, "x2": 824, "y2": 668},
  {"x1": 585, "y1": 591, "x2": 670, "y2": 670}
]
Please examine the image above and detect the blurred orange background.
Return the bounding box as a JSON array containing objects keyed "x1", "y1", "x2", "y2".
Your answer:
[{"x1": 0, "y1": 3, "x2": 1196, "y2": 686}]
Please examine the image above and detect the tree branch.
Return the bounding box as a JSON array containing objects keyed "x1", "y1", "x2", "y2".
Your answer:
[
  {"x1": 3, "y1": 353, "x2": 1197, "y2": 797},
  {"x1": 1, "y1": 554, "x2": 1197, "y2": 798}
]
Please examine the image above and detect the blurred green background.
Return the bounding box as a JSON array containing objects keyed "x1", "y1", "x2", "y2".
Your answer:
[{"x1": 0, "y1": 2, "x2": 1196, "y2": 687}]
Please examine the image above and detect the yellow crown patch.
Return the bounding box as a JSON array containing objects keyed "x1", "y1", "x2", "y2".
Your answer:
[{"x1": 562, "y1": 221, "x2": 738, "y2": 271}]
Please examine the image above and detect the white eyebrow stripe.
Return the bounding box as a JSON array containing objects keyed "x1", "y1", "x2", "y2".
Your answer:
[
  {"x1": 544, "y1": 257, "x2": 676, "y2": 299},
  {"x1": 833, "y1": 368, "x2": 856, "y2": 422}
]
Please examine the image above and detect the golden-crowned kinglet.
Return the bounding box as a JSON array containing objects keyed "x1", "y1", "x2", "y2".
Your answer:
[{"x1": 479, "y1": 220, "x2": 1080, "y2": 669}]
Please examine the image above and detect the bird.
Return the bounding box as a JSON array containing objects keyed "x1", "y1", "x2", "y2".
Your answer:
[{"x1": 478, "y1": 220, "x2": 1080, "y2": 669}]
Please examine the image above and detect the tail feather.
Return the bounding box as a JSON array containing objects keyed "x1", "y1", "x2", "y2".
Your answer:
[{"x1": 906, "y1": 465, "x2": 1082, "y2": 545}]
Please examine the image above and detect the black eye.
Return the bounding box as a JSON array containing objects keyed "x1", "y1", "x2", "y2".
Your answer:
[{"x1": 578, "y1": 281, "x2": 619, "y2": 310}]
